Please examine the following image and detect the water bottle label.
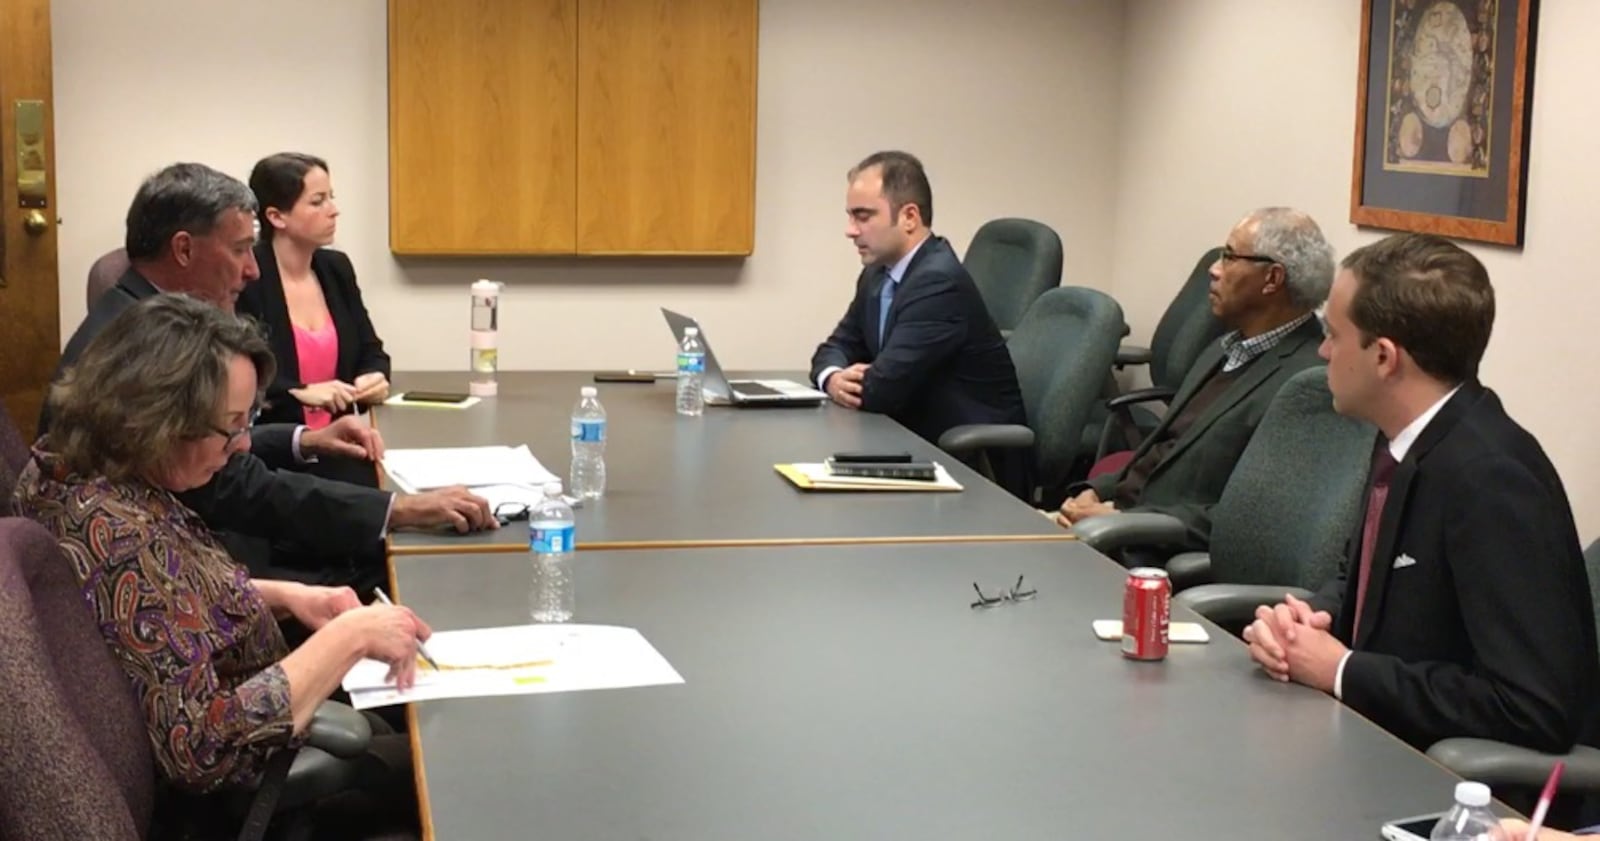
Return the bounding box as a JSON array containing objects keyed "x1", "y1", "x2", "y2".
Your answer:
[
  {"x1": 530, "y1": 524, "x2": 576, "y2": 554},
  {"x1": 570, "y1": 420, "x2": 606, "y2": 442},
  {"x1": 677, "y1": 351, "x2": 705, "y2": 374}
]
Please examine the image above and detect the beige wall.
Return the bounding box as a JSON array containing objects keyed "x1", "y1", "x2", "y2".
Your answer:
[
  {"x1": 51, "y1": 0, "x2": 1123, "y2": 374},
  {"x1": 1110, "y1": 0, "x2": 1600, "y2": 537}
]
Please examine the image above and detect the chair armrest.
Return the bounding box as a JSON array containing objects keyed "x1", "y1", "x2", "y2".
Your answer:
[
  {"x1": 281, "y1": 746, "x2": 366, "y2": 811},
  {"x1": 938, "y1": 423, "x2": 1035, "y2": 454},
  {"x1": 1426, "y1": 740, "x2": 1600, "y2": 792},
  {"x1": 1071, "y1": 512, "x2": 1188, "y2": 556},
  {"x1": 1106, "y1": 386, "x2": 1177, "y2": 411},
  {"x1": 305, "y1": 701, "x2": 371, "y2": 759},
  {"x1": 1174, "y1": 584, "x2": 1314, "y2": 631},
  {"x1": 1115, "y1": 344, "x2": 1153, "y2": 368},
  {"x1": 1165, "y1": 552, "x2": 1212, "y2": 591}
]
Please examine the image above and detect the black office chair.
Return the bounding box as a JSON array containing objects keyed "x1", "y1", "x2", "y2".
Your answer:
[
  {"x1": 1074, "y1": 367, "x2": 1373, "y2": 622},
  {"x1": 939, "y1": 286, "x2": 1124, "y2": 506},
  {"x1": 1084, "y1": 247, "x2": 1229, "y2": 462},
  {"x1": 961, "y1": 218, "x2": 1063, "y2": 336}
]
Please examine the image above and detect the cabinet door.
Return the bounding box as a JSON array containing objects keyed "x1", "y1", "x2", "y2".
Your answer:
[
  {"x1": 389, "y1": 0, "x2": 578, "y2": 254},
  {"x1": 576, "y1": 0, "x2": 757, "y2": 255}
]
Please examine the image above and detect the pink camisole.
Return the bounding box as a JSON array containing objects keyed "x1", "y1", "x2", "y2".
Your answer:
[{"x1": 292, "y1": 320, "x2": 340, "y2": 429}]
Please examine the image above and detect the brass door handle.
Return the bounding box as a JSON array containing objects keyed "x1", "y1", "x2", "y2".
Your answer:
[{"x1": 22, "y1": 210, "x2": 47, "y2": 236}]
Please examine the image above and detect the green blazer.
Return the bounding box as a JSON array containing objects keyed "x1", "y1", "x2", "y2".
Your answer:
[{"x1": 1088, "y1": 317, "x2": 1326, "y2": 551}]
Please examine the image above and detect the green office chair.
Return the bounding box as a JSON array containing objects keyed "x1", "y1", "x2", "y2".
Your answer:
[
  {"x1": 961, "y1": 218, "x2": 1063, "y2": 336},
  {"x1": 1085, "y1": 247, "x2": 1229, "y2": 462},
  {"x1": 939, "y1": 286, "x2": 1124, "y2": 505},
  {"x1": 1074, "y1": 367, "x2": 1374, "y2": 621}
]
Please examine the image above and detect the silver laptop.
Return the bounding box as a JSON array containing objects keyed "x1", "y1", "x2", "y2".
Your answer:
[{"x1": 660, "y1": 308, "x2": 827, "y2": 407}]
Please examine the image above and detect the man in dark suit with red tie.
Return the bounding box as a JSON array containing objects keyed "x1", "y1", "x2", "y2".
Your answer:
[
  {"x1": 1242, "y1": 233, "x2": 1598, "y2": 754},
  {"x1": 808, "y1": 151, "x2": 1025, "y2": 451}
]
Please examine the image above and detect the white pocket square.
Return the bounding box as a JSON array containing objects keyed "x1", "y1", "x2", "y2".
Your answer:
[{"x1": 1392, "y1": 553, "x2": 1418, "y2": 569}]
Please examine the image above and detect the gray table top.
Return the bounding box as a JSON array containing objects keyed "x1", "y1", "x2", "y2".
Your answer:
[
  {"x1": 395, "y1": 541, "x2": 1464, "y2": 841},
  {"x1": 380, "y1": 372, "x2": 1070, "y2": 552}
]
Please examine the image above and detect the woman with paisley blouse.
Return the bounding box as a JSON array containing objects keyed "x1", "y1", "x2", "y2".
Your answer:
[{"x1": 12, "y1": 294, "x2": 426, "y2": 832}]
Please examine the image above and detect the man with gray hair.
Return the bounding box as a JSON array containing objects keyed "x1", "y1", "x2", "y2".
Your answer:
[
  {"x1": 1057, "y1": 207, "x2": 1335, "y2": 557},
  {"x1": 44, "y1": 162, "x2": 492, "y2": 593}
]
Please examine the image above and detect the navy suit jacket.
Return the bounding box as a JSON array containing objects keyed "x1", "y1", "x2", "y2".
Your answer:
[
  {"x1": 808, "y1": 236, "x2": 1024, "y2": 444},
  {"x1": 1311, "y1": 383, "x2": 1599, "y2": 753},
  {"x1": 42, "y1": 268, "x2": 389, "y2": 559}
]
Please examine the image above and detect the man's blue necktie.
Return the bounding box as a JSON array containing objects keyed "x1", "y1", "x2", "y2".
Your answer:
[{"x1": 877, "y1": 271, "x2": 897, "y2": 345}]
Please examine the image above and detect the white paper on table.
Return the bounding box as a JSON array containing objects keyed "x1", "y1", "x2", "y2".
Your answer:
[
  {"x1": 382, "y1": 445, "x2": 558, "y2": 491},
  {"x1": 340, "y1": 624, "x2": 684, "y2": 709}
]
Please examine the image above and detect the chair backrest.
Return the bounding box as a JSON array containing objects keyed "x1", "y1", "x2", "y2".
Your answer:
[
  {"x1": 1206, "y1": 367, "x2": 1377, "y2": 589},
  {"x1": 1585, "y1": 539, "x2": 1600, "y2": 648},
  {"x1": 0, "y1": 402, "x2": 27, "y2": 516},
  {"x1": 1007, "y1": 286, "x2": 1125, "y2": 491},
  {"x1": 962, "y1": 218, "x2": 1064, "y2": 333},
  {"x1": 0, "y1": 517, "x2": 152, "y2": 840},
  {"x1": 1148, "y1": 247, "x2": 1228, "y2": 390},
  {"x1": 86, "y1": 248, "x2": 130, "y2": 310}
]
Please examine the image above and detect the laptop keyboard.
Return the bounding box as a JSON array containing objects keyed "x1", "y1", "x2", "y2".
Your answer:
[{"x1": 732, "y1": 381, "x2": 785, "y2": 397}]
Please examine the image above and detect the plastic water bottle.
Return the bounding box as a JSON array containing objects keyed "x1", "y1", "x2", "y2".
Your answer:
[
  {"x1": 1429, "y1": 782, "x2": 1499, "y2": 841},
  {"x1": 529, "y1": 481, "x2": 576, "y2": 623},
  {"x1": 569, "y1": 386, "x2": 607, "y2": 500},
  {"x1": 676, "y1": 326, "x2": 706, "y2": 417}
]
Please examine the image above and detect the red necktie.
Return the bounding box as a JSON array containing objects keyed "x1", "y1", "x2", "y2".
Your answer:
[{"x1": 1351, "y1": 445, "x2": 1399, "y2": 635}]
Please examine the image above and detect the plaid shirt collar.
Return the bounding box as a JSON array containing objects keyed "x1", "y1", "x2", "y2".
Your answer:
[{"x1": 1218, "y1": 313, "x2": 1313, "y2": 372}]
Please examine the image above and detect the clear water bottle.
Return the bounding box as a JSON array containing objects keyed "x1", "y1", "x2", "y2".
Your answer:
[
  {"x1": 468, "y1": 279, "x2": 501, "y2": 397},
  {"x1": 569, "y1": 386, "x2": 607, "y2": 500},
  {"x1": 529, "y1": 481, "x2": 576, "y2": 623},
  {"x1": 1429, "y1": 782, "x2": 1499, "y2": 841},
  {"x1": 676, "y1": 326, "x2": 706, "y2": 417}
]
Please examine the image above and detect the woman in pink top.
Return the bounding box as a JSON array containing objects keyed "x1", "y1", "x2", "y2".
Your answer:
[{"x1": 237, "y1": 153, "x2": 391, "y2": 435}]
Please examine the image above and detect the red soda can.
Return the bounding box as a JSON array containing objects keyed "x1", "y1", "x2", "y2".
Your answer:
[{"x1": 1121, "y1": 567, "x2": 1171, "y2": 660}]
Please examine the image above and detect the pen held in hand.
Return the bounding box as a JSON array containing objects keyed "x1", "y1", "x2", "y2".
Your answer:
[
  {"x1": 372, "y1": 587, "x2": 441, "y2": 671},
  {"x1": 1523, "y1": 759, "x2": 1565, "y2": 840}
]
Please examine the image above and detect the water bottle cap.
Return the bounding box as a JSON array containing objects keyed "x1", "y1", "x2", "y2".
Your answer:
[
  {"x1": 685, "y1": 327, "x2": 699, "y2": 336},
  {"x1": 1454, "y1": 781, "x2": 1491, "y2": 807},
  {"x1": 544, "y1": 481, "x2": 563, "y2": 496},
  {"x1": 580, "y1": 386, "x2": 597, "y2": 397},
  {"x1": 471, "y1": 279, "x2": 501, "y2": 294}
]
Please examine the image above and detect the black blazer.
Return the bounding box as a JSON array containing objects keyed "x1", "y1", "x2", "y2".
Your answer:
[
  {"x1": 808, "y1": 236, "x2": 1024, "y2": 444},
  {"x1": 1311, "y1": 383, "x2": 1599, "y2": 753},
  {"x1": 237, "y1": 244, "x2": 391, "y2": 426},
  {"x1": 1086, "y1": 318, "x2": 1326, "y2": 550},
  {"x1": 43, "y1": 267, "x2": 390, "y2": 558}
]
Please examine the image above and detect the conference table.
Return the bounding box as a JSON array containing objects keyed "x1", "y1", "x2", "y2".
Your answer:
[
  {"x1": 380, "y1": 372, "x2": 1073, "y2": 553},
  {"x1": 392, "y1": 541, "x2": 1466, "y2": 840},
  {"x1": 374, "y1": 371, "x2": 1472, "y2": 840}
]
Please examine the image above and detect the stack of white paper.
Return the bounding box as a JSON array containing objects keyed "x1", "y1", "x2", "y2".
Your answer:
[
  {"x1": 341, "y1": 624, "x2": 685, "y2": 709},
  {"x1": 382, "y1": 445, "x2": 558, "y2": 493}
]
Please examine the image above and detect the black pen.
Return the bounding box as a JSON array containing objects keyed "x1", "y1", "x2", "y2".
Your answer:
[{"x1": 372, "y1": 587, "x2": 440, "y2": 671}]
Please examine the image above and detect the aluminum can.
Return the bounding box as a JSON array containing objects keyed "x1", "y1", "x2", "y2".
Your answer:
[{"x1": 1121, "y1": 567, "x2": 1170, "y2": 660}]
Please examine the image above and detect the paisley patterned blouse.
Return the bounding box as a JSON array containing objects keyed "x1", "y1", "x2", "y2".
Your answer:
[{"x1": 13, "y1": 446, "x2": 299, "y2": 794}]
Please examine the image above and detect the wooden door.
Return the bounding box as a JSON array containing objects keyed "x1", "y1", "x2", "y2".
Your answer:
[
  {"x1": 0, "y1": 0, "x2": 59, "y2": 441},
  {"x1": 576, "y1": 0, "x2": 758, "y2": 255}
]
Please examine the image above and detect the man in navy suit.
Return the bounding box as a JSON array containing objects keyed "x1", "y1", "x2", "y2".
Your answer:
[
  {"x1": 808, "y1": 151, "x2": 1024, "y2": 452},
  {"x1": 1243, "y1": 233, "x2": 1598, "y2": 754}
]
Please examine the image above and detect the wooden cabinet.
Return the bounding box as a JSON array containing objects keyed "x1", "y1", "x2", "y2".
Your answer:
[{"x1": 389, "y1": 0, "x2": 757, "y2": 256}]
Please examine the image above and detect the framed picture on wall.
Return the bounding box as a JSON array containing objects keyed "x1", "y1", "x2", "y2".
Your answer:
[{"x1": 1349, "y1": 0, "x2": 1539, "y2": 247}]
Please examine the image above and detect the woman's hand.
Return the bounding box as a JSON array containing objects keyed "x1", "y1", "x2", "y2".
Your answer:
[
  {"x1": 290, "y1": 380, "x2": 358, "y2": 412},
  {"x1": 334, "y1": 604, "x2": 433, "y2": 689},
  {"x1": 282, "y1": 584, "x2": 362, "y2": 631},
  {"x1": 352, "y1": 372, "x2": 391, "y2": 405}
]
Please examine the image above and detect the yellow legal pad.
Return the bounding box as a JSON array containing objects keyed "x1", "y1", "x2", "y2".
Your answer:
[{"x1": 773, "y1": 463, "x2": 963, "y2": 492}]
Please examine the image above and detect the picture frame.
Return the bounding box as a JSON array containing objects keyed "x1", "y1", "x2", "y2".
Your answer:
[{"x1": 1349, "y1": 0, "x2": 1539, "y2": 247}]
